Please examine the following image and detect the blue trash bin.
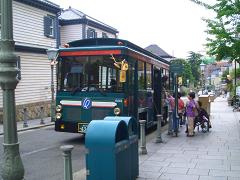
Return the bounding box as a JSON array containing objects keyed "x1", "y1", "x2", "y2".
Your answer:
[
  {"x1": 104, "y1": 116, "x2": 139, "y2": 179},
  {"x1": 85, "y1": 120, "x2": 131, "y2": 180}
]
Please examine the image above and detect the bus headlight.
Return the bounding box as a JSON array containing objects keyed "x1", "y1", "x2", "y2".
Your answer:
[
  {"x1": 114, "y1": 107, "x2": 121, "y2": 115},
  {"x1": 56, "y1": 113, "x2": 62, "y2": 120},
  {"x1": 56, "y1": 105, "x2": 62, "y2": 112}
]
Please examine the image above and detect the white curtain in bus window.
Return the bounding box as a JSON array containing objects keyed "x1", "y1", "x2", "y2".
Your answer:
[
  {"x1": 100, "y1": 66, "x2": 107, "y2": 89},
  {"x1": 146, "y1": 63, "x2": 152, "y2": 90},
  {"x1": 138, "y1": 61, "x2": 145, "y2": 90}
]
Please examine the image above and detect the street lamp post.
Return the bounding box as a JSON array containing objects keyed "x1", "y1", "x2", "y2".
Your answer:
[
  {"x1": 46, "y1": 48, "x2": 58, "y2": 122},
  {"x1": 200, "y1": 62, "x2": 206, "y2": 95},
  {"x1": 0, "y1": 0, "x2": 24, "y2": 179}
]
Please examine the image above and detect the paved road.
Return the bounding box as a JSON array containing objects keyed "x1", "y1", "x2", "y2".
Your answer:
[{"x1": 0, "y1": 126, "x2": 86, "y2": 180}]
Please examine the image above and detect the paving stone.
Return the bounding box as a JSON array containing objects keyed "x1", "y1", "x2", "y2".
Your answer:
[
  {"x1": 159, "y1": 167, "x2": 188, "y2": 174},
  {"x1": 195, "y1": 163, "x2": 230, "y2": 170},
  {"x1": 199, "y1": 176, "x2": 227, "y2": 180},
  {"x1": 198, "y1": 155, "x2": 228, "y2": 160},
  {"x1": 184, "y1": 150, "x2": 208, "y2": 155},
  {"x1": 191, "y1": 159, "x2": 223, "y2": 164},
  {"x1": 159, "y1": 173, "x2": 199, "y2": 180},
  {"x1": 209, "y1": 169, "x2": 240, "y2": 178},
  {"x1": 187, "y1": 168, "x2": 209, "y2": 176},
  {"x1": 138, "y1": 171, "x2": 161, "y2": 179},
  {"x1": 169, "y1": 162, "x2": 196, "y2": 168},
  {"x1": 147, "y1": 156, "x2": 166, "y2": 162},
  {"x1": 142, "y1": 161, "x2": 171, "y2": 167},
  {"x1": 140, "y1": 164, "x2": 163, "y2": 172},
  {"x1": 231, "y1": 165, "x2": 240, "y2": 171},
  {"x1": 164, "y1": 157, "x2": 192, "y2": 163},
  {"x1": 227, "y1": 177, "x2": 240, "y2": 180}
]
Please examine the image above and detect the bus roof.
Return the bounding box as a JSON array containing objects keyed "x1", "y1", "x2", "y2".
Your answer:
[{"x1": 59, "y1": 38, "x2": 170, "y2": 68}]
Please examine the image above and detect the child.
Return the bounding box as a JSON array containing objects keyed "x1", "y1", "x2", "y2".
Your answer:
[{"x1": 196, "y1": 101, "x2": 212, "y2": 128}]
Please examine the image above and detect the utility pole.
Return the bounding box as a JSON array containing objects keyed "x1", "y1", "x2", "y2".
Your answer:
[{"x1": 0, "y1": 0, "x2": 24, "y2": 179}]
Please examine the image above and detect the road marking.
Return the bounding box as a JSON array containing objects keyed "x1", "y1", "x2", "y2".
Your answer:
[{"x1": 22, "y1": 146, "x2": 56, "y2": 157}]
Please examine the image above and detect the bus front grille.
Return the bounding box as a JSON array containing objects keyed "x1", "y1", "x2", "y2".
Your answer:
[
  {"x1": 64, "y1": 107, "x2": 81, "y2": 121},
  {"x1": 92, "y1": 108, "x2": 113, "y2": 120}
]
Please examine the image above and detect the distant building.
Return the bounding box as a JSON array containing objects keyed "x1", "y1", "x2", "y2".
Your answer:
[
  {"x1": 205, "y1": 60, "x2": 232, "y2": 89},
  {"x1": 145, "y1": 44, "x2": 175, "y2": 61},
  {"x1": 0, "y1": 0, "x2": 61, "y2": 122},
  {"x1": 59, "y1": 7, "x2": 119, "y2": 46}
]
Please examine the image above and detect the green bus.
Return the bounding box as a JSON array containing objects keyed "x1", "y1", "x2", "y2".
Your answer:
[{"x1": 55, "y1": 38, "x2": 170, "y2": 133}]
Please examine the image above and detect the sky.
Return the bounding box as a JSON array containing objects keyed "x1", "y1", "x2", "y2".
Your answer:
[{"x1": 52, "y1": 0, "x2": 215, "y2": 59}]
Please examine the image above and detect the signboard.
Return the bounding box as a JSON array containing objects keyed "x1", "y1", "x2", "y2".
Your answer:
[
  {"x1": 178, "y1": 77, "x2": 183, "y2": 85},
  {"x1": 170, "y1": 63, "x2": 183, "y2": 74}
]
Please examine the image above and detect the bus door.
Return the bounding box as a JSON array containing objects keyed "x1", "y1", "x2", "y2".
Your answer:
[{"x1": 153, "y1": 68, "x2": 162, "y2": 119}]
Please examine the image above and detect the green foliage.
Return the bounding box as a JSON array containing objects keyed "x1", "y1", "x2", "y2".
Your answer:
[
  {"x1": 170, "y1": 58, "x2": 194, "y2": 86},
  {"x1": 190, "y1": 0, "x2": 240, "y2": 62},
  {"x1": 187, "y1": 51, "x2": 203, "y2": 86},
  {"x1": 230, "y1": 67, "x2": 240, "y2": 79},
  {"x1": 221, "y1": 68, "x2": 230, "y2": 81}
]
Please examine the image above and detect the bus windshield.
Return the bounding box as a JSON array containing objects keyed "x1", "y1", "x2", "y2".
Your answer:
[{"x1": 57, "y1": 55, "x2": 124, "y2": 93}]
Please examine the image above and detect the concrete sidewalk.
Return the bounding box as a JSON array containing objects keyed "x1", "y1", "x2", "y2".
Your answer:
[
  {"x1": 0, "y1": 116, "x2": 54, "y2": 135},
  {"x1": 74, "y1": 97, "x2": 240, "y2": 180}
]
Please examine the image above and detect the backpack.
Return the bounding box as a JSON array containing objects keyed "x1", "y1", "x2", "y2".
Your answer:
[{"x1": 178, "y1": 99, "x2": 184, "y2": 110}]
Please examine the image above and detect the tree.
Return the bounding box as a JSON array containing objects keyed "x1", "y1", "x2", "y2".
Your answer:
[
  {"x1": 170, "y1": 58, "x2": 194, "y2": 86},
  {"x1": 190, "y1": 0, "x2": 240, "y2": 62},
  {"x1": 187, "y1": 51, "x2": 203, "y2": 86}
]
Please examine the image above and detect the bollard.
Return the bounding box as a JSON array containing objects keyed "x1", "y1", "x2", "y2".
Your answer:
[
  {"x1": 60, "y1": 145, "x2": 74, "y2": 180},
  {"x1": 168, "y1": 111, "x2": 173, "y2": 135},
  {"x1": 40, "y1": 106, "x2": 45, "y2": 125},
  {"x1": 139, "y1": 120, "x2": 147, "y2": 155},
  {"x1": 155, "y1": 114, "x2": 163, "y2": 143},
  {"x1": 23, "y1": 108, "x2": 28, "y2": 128}
]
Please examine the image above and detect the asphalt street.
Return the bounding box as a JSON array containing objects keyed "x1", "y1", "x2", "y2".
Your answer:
[{"x1": 0, "y1": 126, "x2": 86, "y2": 180}]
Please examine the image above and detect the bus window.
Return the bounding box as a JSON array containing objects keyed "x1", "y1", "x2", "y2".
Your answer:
[
  {"x1": 138, "y1": 61, "x2": 145, "y2": 90},
  {"x1": 58, "y1": 55, "x2": 123, "y2": 93},
  {"x1": 146, "y1": 63, "x2": 152, "y2": 90}
]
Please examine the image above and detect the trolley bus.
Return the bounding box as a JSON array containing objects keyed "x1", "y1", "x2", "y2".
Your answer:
[{"x1": 54, "y1": 38, "x2": 170, "y2": 134}]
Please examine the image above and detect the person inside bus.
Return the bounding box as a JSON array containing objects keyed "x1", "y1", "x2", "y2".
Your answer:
[{"x1": 110, "y1": 78, "x2": 117, "y2": 92}]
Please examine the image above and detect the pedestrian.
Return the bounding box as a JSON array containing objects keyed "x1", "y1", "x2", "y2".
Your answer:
[
  {"x1": 185, "y1": 92, "x2": 197, "y2": 137},
  {"x1": 165, "y1": 92, "x2": 175, "y2": 111},
  {"x1": 178, "y1": 93, "x2": 185, "y2": 126}
]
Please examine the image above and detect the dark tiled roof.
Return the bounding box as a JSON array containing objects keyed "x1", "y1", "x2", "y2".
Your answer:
[
  {"x1": 59, "y1": 7, "x2": 118, "y2": 33},
  {"x1": 145, "y1": 44, "x2": 174, "y2": 58},
  {"x1": 15, "y1": 0, "x2": 60, "y2": 13},
  {"x1": 38, "y1": 0, "x2": 59, "y2": 8}
]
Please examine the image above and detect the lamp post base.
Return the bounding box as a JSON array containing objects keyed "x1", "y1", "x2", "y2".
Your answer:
[{"x1": 1, "y1": 143, "x2": 24, "y2": 180}]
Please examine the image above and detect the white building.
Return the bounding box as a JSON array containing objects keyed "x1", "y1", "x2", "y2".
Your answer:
[
  {"x1": 0, "y1": 0, "x2": 60, "y2": 122},
  {"x1": 59, "y1": 7, "x2": 119, "y2": 46},
  {"x1": 0, "y1": 1, "x2": 119, "y2": 122}
]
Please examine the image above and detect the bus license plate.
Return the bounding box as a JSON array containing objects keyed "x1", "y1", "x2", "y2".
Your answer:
[{"x1": 78, "y1": 123, "x2": 88, "y2": 133}]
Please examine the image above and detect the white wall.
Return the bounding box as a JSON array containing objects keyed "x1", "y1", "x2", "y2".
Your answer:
[
  {"x1": 13, "y1": 1, "x2": 57, "y2": 49},
  {"x1": 60, "y1": 24, "x2": 83, "y2": 45},
  {"x1": 0, "y1": 52, "x2": 56, "y2": 107}
]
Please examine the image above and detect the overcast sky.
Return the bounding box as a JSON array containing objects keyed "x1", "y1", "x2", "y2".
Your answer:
[{"x1": 52, "y1": 0, "x2": 215, "y2": 59}]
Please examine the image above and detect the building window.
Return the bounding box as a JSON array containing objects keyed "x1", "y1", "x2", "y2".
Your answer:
[
  {"x1": 87, "y1": 28, "x2": 97, "y2": 38},
  {"x1": 44, "y1": 15, "x2": 56, "y2": 38},
  {"x1": 102, "y1": 32, "x2": 108, "y2": 38}
]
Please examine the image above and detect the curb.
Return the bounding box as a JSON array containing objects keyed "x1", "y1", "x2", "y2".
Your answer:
[{"x1": 0, "y1": 122, "x2": 54, "y2": 136}]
